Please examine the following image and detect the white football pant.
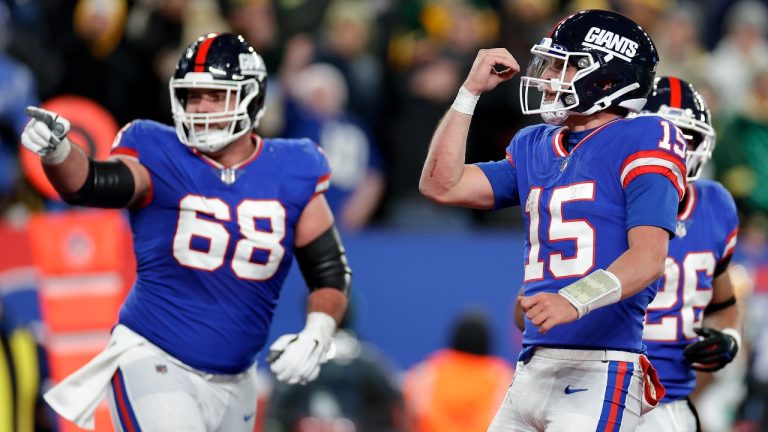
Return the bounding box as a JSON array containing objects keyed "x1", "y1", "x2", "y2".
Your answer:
[
  {"x1": 636, "y1": 399, "x2": 698, "y2": 432},
  {"x1": 106, "y1": 340, "x2": 258, "y2": 432},
  {"x1": 488, "y1": 348, "x2": 661, "y2": 432}
]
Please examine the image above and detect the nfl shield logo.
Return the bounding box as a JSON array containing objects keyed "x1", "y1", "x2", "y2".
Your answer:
[{"x1": 675, "y1": 221, "x2": 687, "y2": 238}]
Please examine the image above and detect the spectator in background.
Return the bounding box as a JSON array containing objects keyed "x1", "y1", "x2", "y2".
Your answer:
[
  {"x1": 387, "y1": 52, "x2": 475, "y2": 229},
  {"x1": 220, "y1": 0, "x2": 281, "y2": 72},
  {"x1": 266, "y1": 305, "x2": 404, "y2": 432},
  {"x1": 317, "y1": 0, "x2": 384, "y2": 127},
  {"x1": 282, "y1": 62, "x2": 385, "y2": 232},
  {"x1": 0, "y1": 1, "x2": 38, "y2": 209},
  {"x1": 708, "y1": 0, "x2": 768, "y2": 115},
  {"x1": 403, "y1": 310, "x2": 513, "y2": 432},
  {"x1": 713, "y1": 68, "x2": 768, "y2": 215},
  {"x1": 114, "y1": 0, "x2": 188, "y2": 124},
  {"x1": 653, "y1": 2, "x2": 711, "y2": 87}
]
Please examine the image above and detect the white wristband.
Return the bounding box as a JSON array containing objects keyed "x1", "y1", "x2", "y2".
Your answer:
[
  {"x1": 41, "y1": 137, "x2": 72, "y2": 165},
  {"x1": 558, "y1": 269, "x2": 622, "y2": 319},
  {"x1": 451, "y1": 86, "x2": 480, "y2": 115},
  {"x1": 722, "y1": 328, "x2": 742, "y2": 351}
]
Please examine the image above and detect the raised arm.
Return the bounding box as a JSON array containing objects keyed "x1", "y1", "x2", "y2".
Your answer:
[
  {"x1": 419, "y1": 49, "x2": 519, "y2": 209},
  {"x1": 21, "y1": 107, "x2": 151, "y2": 208}
]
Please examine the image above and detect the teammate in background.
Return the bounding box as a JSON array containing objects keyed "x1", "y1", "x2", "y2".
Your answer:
[
  {"x1": 420, "y1": 10, "x2": 681, "y2": 430},
  {"x1": 636, "y1": 77, "x2": 741, "y2": 432},
  {"x1": 20, "y1": 33, "x2": 351, "y2": 431}
]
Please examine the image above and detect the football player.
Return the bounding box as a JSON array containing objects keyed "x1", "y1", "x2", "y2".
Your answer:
[
  {"x1": 420, "y1": 9, "x2": 680, "y2": 430},
  {"x1": 21, "y1": 33, "x2": 351, "y2": 431},
  {"x1": 636, "y1": 77, "x2": 741, "y2": 432}
]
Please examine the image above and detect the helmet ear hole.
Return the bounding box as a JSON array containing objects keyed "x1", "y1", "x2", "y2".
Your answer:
[{"x1": 576, "y1": 57, "x2": 591, "y2": 69}]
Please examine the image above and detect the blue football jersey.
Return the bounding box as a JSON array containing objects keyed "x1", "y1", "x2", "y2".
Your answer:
[
  {"x1": 111, "y1": 120, "x2": 331, "y2": 374},
  {"x1": 643, "y1": 180, "x2": 739, "y2": 400},
  {"x1": 477, "y1": 116, "x2": 687, "y2": 354}
]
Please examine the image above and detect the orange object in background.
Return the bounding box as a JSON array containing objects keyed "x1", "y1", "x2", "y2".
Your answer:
[
  {"x1": 29, "y1": 209, "x2": 134, "y2": 432},
  {"x1": 403, "y1": 350, "x2": 514, "y2": 432},
  {"x1": 19, "y1": 95, "x2": 119, "y2": 200},
  {"x1": 28, "y1": 210, "x2": 131, "y2": 277}
]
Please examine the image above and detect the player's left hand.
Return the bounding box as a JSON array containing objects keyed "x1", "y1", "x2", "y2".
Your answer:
[
  {"x1": 519, "y1": 293, "x2": 579, "y2": 334},
  {"x1": 683, "y1": 327, "x2": 739, "y2": 372},
  {"x1": 268, "y1": 312, "x2": 336, "y2": 385}
]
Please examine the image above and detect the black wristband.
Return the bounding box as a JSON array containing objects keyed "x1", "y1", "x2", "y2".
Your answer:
[{"x1": 704, "y1": 295, "x2": 737, "y2": 315}]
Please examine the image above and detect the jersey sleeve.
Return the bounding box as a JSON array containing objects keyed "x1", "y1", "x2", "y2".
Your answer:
[
  {"x1": 618, "y1": 116, "x2": 687, "y2": 201},
  {"x1": 624, "y1": 175, "x2": 679, "y2": 236},
  {"x1": 474, "y1": 125, "x2": 545, "y2": 210},
  {"x1": 475, "y1": 154, "x2": 518, "y2": 210},
  {"x1": 619, "y1": 116, "x2": 688, "y2": 236},
  {"x1": 110, "y1": 120, "x2": 142, "y2": 159},
  {"x1": 301, "y1": 138, "x2": 332, "y2": 196},
  {"x1": 714, "y1": 182, "x2": 740, "y2": 262}
]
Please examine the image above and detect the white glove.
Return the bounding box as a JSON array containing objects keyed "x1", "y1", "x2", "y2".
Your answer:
[
  {"x1": 268, "y1": 312, "x2": 336, "y2": 385},
  {"x1": 21, "y1": 106, "x2": 72, "y2": 164}
]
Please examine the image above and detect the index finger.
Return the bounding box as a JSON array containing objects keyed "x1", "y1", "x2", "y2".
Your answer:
[{"x1": 25, "y1": 106, "x2": 54, "y2": 126}]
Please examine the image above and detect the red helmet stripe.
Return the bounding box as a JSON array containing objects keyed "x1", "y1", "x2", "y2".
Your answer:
[
  {"x1": 668, "y1": 77, "x2": 682, "y2": 108},
  {"x1": 193, "y1": 35, "x2": 218, "y2": 72}
]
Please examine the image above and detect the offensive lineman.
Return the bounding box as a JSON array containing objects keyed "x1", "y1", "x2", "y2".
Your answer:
[{"x1": 21, "y1": 33, "x2": 351, "y2": 431}]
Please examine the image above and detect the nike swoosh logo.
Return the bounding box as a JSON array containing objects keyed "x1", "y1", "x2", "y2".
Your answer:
[
  {"x1": 244, "y1": 413, "x2": 255, "y2": 422},
  {"x1": 564, "y1": 385, "x2": 588, "y2": 394}
]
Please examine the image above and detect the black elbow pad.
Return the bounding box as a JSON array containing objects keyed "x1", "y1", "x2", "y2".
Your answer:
[
  {"x1": 295, "y1": 226, "x2": 352, "y2": 295},
  {"x1": 61, "y1": 159, "x2": 135, "y2": 208}
]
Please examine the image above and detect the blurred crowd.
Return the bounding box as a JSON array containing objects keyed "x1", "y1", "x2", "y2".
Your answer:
[
  {"x1": 5, "y1": 0, "x2": 768, "y2": 431},
  {"x1": 3, "y1": 0, "x2": 768, "y2": 230}
]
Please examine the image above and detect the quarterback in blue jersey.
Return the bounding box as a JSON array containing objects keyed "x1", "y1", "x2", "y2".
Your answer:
[
  {"x1": 635, "y1": 78, "x2": 742, "y2": 432},
  {"x1": 421, "y1": 10, "x2": 679, "y2": 431},
  {"x1": 21, "y1": 34, "x2": 351, "y2": 431}
]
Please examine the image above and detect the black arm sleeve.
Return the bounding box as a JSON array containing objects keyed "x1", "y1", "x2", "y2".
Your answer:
[
  {"x1": 295, "y1": 226, "x2": 352, "y2": 295},
  {"x1": 61, "y1": 159, "x2": 135, "y2": 208}
]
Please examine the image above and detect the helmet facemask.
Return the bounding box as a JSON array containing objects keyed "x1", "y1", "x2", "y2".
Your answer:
[
  {"x1": 170, "y1": 72, "x2": 262, "y2": 153},
  {"x1": 519, "y1": 38, "x2": 598, "y2": 125}
]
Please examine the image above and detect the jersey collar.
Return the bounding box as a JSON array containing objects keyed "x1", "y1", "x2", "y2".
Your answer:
[
  {"x1": 194, "y1": 134, "x2": 264, "y2": 170},
  {"x1": 551, "y1": 118, "x2": 625, "y2": 157}
]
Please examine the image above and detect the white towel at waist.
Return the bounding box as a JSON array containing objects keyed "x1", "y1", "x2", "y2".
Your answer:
[{"x1": 43, "y1": 324, "x2": 147, "y2": 430}]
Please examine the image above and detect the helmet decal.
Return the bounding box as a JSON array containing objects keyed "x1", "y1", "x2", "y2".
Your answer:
[{"x1": 582, "y1": 27, "x2": 639, "y2": 59}]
